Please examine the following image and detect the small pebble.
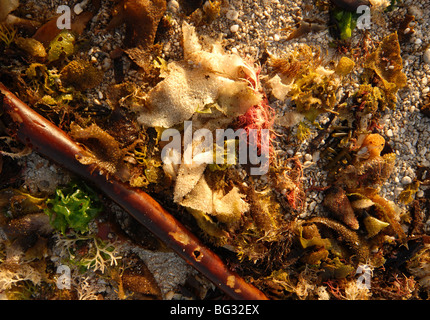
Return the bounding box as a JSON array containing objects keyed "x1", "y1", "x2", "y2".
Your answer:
[
  {"x1": 401, "y1": 176, "x2": 412, "y2": 185},
  {"x1": 386, "y1": 129, "x2": 393, "y2": 137},
  {"x1": 394, "y1": 187, "x2": 404, "y2": 197},
  {"x1": 308, "y1": 201, "x2": 317, "y2": 212},
  {"x1": 424, "y1": 48, "x2": 430, "y2": 65},
  {"x1": 74, "y1": 4, "x2": 84, "y2": 15},
  {"x1": 226, "y1": 9, "x2": 239, "y2": 21},
  {"x1": 230, "y1": 24, "x2": 239, "y2": 33},
  {"x1": 168, "y1": 0, "x2": 179, "y2": 12}
]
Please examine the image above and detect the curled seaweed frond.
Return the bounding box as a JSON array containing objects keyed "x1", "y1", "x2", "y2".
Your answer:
[
  {"x1": 70, "y1": 122, "x2": 128, "y2": 179},
  {"x1": 398, "y1": 181, "x2": 420, "y2": 205},
  {"x1": 304, "y1": 216, "x2": 369, "y2": 263},
  {"x1": 363, "y1": 32, "x2": 407, "y2": 110}
]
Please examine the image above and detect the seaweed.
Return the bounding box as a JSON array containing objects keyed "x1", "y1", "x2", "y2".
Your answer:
[
  {"x1": 0, "y1": 188, "x2": 46, "y2": 219},
  {"x1": 269, "y1": 45, "x2": 354, "y2": 122},
  {"x1": 44, "y1": 181, "x2": 102, "y2": 235},
  {"x1": 60, "y1": 60, "x2": 103, "y2": 91},
  {"x1": 398, "y1": 181, "x2": 420, "y2": 205},
  {"x1": 70, "y1": 122, "x2": 133, "y2": 181},
  {"x1": 296, "y1": 121, "x2": 312, "y2": 142},
  {"x1": 107, "y1": 0, "x2": 166, "y2": 48},
  {"x1": 331, "y1": 8, "x2": 359, "y2": 40},
  {"x1": 351, "y1": 188, "x2": 407, "y2": 245},
  {"x1": 363, "y1": 32, "x2": 407, "y2": 110},
  {"x1": 0, "y1": 22, "x2": 16, "y2": 47},
  {"x1": 14, "y1": 37, "x2": 46, "y2": 59},
  {"x1": 305, "y1": 217, "x2": 369, "y2": 263},
  {"x1": 47, "y1": 30, "x2": 76, "y2": 62}
]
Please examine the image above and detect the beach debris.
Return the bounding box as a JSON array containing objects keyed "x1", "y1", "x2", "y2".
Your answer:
[
  {"x1": 363, "y1": 32, "x2": 407, "y2": 110},
  {"x1": 134, "y1": 22, "x2": 262, "y2": 128},
  {"x1": 323, "y1": 186, "x2": 359, "y2": 230},
  {"x1": 107, "y1": 0, "x2": 167, "y2": 48}
]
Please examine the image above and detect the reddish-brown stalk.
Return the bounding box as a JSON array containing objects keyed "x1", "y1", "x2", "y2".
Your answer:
[{"x1": 0, "y1": 82, "x2": 268, "y2": 300}]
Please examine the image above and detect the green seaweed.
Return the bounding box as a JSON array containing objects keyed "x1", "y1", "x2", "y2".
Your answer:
[
  {"x1": 44, "y1": 181, "x2": 103, "y2": 235},
  {"x1": 47, "y1": 30, "x2": 76, "y2": 62},
  {"x1": 332, "y1": 9, "x2": 358, "y2": 40}
]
